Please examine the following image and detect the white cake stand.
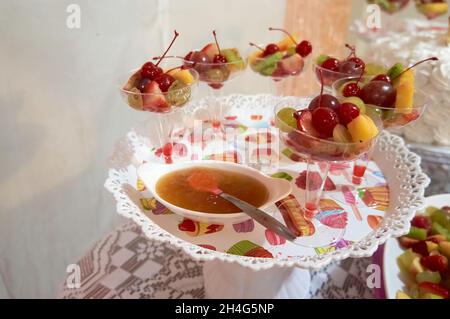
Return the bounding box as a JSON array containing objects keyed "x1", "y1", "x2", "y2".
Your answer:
[{"x1": 105, "y1": 94, "x2": 429, "y2": 299}]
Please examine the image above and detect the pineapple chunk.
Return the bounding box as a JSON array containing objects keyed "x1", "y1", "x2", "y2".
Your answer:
[
  {"x1": 393, "y1": 69, "x2": 414, "y2": 114},
  {"x1": 347, "y1": 115, "x2": 379, "y2": 143},
  {"x1": 396, "y1": 290, "x2": 411, "y2": 299},
  {"x1": 248, "y1": 50, "x2": 263, "y2": 65},
  {"x1": 417, "y1": 3, "x2": 448, "y2": 18},
  {"x1": 426, "y1": 241, "x2": 439, "y2": 253},
  {"x1": 277, "y1": 35, "x2": 298, "y2": 51},
  {"x1": 169, "y1": 69, "x2": 194, "y2": 85}
]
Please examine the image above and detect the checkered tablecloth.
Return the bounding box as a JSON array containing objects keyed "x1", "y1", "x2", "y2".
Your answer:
[{"x1": 59, "y1": 220, "x2": 377, "y2": 299}]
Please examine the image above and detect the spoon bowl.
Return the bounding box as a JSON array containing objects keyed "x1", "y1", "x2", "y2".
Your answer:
[{"x1": 137, "y1": 161, "x2": 292, "y2": 225}]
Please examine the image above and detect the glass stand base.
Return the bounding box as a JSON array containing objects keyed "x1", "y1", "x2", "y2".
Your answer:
[
  {"x1": 292, "y1": 221, "x2": 345, "y2": 247},
  {"x1": 203, "y1": 260, "x2": 310, "y2": 299}
]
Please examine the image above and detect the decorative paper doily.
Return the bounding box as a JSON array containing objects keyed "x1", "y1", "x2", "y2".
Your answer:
[{"x1": 105, "y1": 94, "x2": 429, "y2": 270}]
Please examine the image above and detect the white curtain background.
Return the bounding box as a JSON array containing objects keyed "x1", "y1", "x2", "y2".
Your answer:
[{"x1": 1, "y1": 0, "x2": 438, "y2": 298}]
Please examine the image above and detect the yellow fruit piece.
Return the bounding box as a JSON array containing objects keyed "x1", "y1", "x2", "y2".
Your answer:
[
  {"x1": 439, "y1": 241, "x2": 450, "y2": 259},
  {"x1": 169, "y1": 69, "x2": 194, "y2": 85},
  {"x1": 248, "y1": 50, "x2": 263, "y2": 65},
  {"x1": 393, "y1": 69, "x2": 414, "y2": 114},
  {"x1": 347, "y1": 115, "x2": 379, "y2": 143},
  {"x1": 396, "y1": 290, "x2": 411, "y2": 299},
  {"x1": 409, "y1": 257, "x2": 424, "y2": 276},
  {"x1": 418, "y1": 3, "x2": 448, "y2": 17},
  {"x1": 277, "y1": 35, "x2": 298, "y2": 51},
  {"x1": 426, "y1": 241, "x2": 439, "y2": 253}
]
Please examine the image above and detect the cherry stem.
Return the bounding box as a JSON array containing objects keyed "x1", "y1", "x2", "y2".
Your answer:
[
  {"x1": 345, "y1": 44, "x2": 356, "y2": 59},
  {"x1": 152, "y1": 55, "x2": 176, "y2": 61},
  {"x1": 356, "y1": 65, "x2": 365, "y2": 85},
  {"x1": 155, "y1": 30, "x2": 179, "y2": 67},
  {"x1": 268, "y1": 27, "x2": 297, "y2": 45},
  {"x1": 392, "y1": 57, "x2": 439, "y2": 80},
  {"x1": 164, "y1": 65, "x2": 185, "y2": 74},
  {"x1": 212, "y1": 30, "x2": 221, "y2": 54},
  {"x1": 319, "y1": 69, "x2": 324, "y2": 106},
  {"x1": 249, "y1": 42, "x2": 265, "y2": 52}
]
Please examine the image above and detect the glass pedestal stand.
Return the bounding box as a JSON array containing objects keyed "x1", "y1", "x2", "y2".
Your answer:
[{"x1": 203, "y1": 260, "x2": 311, "y2": 299}]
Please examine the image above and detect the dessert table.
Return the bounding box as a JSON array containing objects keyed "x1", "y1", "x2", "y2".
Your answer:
[{"x1": 59, "y1": 94, "x2": 433, "y2": 299}]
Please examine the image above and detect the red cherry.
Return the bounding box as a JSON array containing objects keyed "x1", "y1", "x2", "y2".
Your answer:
[
  {"x1": 342, "y1": 82, "x2": 361, "y2": 97},
  {"x1": 213, "y1": 55, "x2": 227, "y2": 63},
  {"x1": 321, "y1": 58, "x2": 340, "y2": 71},
  {"x1": 412, "y1": 241, "x2": 429, "y2": 256},
  {"x1": 136, "y1": 77, "x2": 151, "y2": 92},
  {"x1": 308, "y1": 94, "x2": 340, "y2": 111},
  {"x1": 418, "y1": 282, "x2": 449, "y2": 299},
  {"x1": 411, "y1": 215, "x2": 431, "y2": 230},
  {"x1": 141, "y1": 62, "x2": 163, "y2": 79},
  {"x1": 263, "y1": 44, "x2": 280, "y2": 57},
  {"x1": 154, "y1": 73, "x2": 175, "y2": 92},
  {"x1": 212, "y1": 30, "x2": 228, "y2": 64},
  {"x1": 162, "y1": 142, "x2": 173, "y2": 157},
  {"x1": 337, "y1": 103, "x2": 360, "y2": 126},
  {"x1": 348, "y1": 56, "x2": 366, "y2": 69},
  {"x1": 372, "y1": 74, "x2": 391, "y2": 84},
  {"x1": 311, "y1": 107, "x2": 339, "y2": 138},
  {"x1": 296, "y1": 41, "x2": 312, "y2": 57},
  {"x1": 420, "y1": 255, "x2": 449, "y2": 273}
]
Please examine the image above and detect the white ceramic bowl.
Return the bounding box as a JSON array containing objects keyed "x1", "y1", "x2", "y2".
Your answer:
[{"x1": 137, "y1": 160, "x2": 292, "y2": 225}]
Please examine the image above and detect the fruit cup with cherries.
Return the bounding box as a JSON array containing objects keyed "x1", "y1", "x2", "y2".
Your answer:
[
  {"x1": 121, "y1": 31, "x2": 199, "y2": 113},
  {"x1": 248, "y1": 27, "x2": 312, "y2": 83},
  {"x1": 183, "y1": 30, "x2": 247, "y2": 89},
  {"x1": 313, "y1": 44, "x2": 389, "y2": 91},
  {"x1": 120, "y1": 31, "x2": 199, "y2": 163},
  {"x1": 183, "y1": 30, "x2": 246, "y2": 131},
  {"x1": 274, "y1": 72, "x2": 381, "y2": 245},
  {"x1": 332, "y1": 57, "x2": 437, "y2": 185},
  {"x1": 415, "y1": 0, "x2": 448, "y2": 19},
  {"x1": 366, "y1": 0, "x2": 411, "y2": 14}
]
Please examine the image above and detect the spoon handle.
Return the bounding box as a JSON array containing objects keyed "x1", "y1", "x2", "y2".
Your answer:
[{"x1": 219, "y1": 192, "x2": 297, "y2": 242}]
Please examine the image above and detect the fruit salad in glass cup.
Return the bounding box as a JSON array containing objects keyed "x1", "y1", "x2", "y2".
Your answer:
[
  {"x1": 367, "y1": 0, "x2": 411, "y2": 14},
  {"x1": 332, "y1": 57, "x2": 437, "y2": 186},
  {"x1": 415, "y1": 0, "x2": 448, "y2": 19},
  {"x1": 312, "y1": 44, "x2": 388, "y2": 92},
  {"x1": 248, "y1": 28, "x2": 312, "y2": 91},
  {"x1": 274, "y1": 76, "x2": 382, "y2": 246},
  {"x1": 120, "y1": 31, "x2": 199, "y2": 163},
  {"x1": 183, "y1": 31, "x2": 247, "y2": 132}
]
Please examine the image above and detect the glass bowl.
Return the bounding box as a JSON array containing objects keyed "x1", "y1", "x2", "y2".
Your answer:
[
  {"x1": 248, "y1": 47, "x2": 311, "y2": 82},
  {"x1": 120, "y1": 58, "x2": 199, "y2": 113},
  {"x1": 274, "y1": 103, "x2": 382, "y2": 162},
  {"x1": 332, "y1": 76, "x2": 428, "y2": 129},
  {"x1": 183, "y1": 52, "x2": 247, "y2": 89}
]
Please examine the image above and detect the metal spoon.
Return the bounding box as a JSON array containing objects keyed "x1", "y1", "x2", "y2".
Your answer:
[{"x1": 187, "y1": 171, "x2": 297, "y2": 242}]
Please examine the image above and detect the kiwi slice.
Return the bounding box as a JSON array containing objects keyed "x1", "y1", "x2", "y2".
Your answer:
[
  {"x1": 167, "y1": 80, "x2": 191, "y2": 107},
  {"x1": 387, "y1": 63, "x2": 404, "y2": 79},
  {"x1": 316, "y1": 54, "x2": 329, "y2": 65}
]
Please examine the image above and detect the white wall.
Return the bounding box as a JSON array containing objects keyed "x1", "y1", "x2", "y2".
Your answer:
[{"x1": 0, "y1": 0, "x2": 285, "y2": 298}]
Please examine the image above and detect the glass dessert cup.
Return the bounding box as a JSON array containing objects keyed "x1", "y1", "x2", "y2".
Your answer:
[
  {"x1": 354, "y1": 0, "x2": 411, "y2": 40},
  {"x1": 415, "y1": 0, "x2": 448, "y2": 20},
  {"x1": 312, "y1": 62, "x2": 367, "y2": 93},
  {"x1": 248, "y1": 48, "x2": 311, "y2": 95},
  {"x1": 274, "y1": 103, "x2": 382, "y2": 246},
  {"x1": 120, "y1": 58, "x2": 199, "y2": 163},
  {"x1": 183, "y1": 56, "x2": 247, "y2": 134},
  {"x1": 332, "y1": 76, "x2": 428, "y2": 186}
]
